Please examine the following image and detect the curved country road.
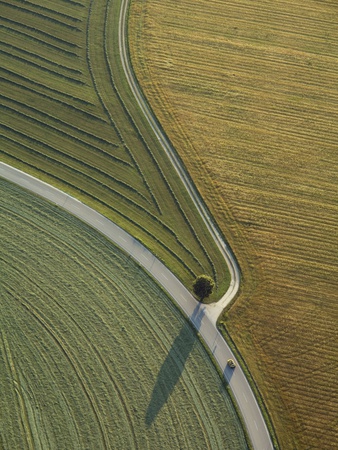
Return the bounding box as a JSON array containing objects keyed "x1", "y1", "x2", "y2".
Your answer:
[
  {"x1": 118, "y1": 1, "x2": 274, "y2": 449},
  {"x1": 0, "y1": 163, "x2": 273, "y2": 450},
  {"x1": 118, "y1": 0, "x2": 239, "y2": 323}
]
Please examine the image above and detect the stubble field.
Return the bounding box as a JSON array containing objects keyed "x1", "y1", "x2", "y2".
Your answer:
[
  {"x1": 128, "y1": 1, "x2": 338, "y2": 448},
  {"x1": 0, "y1": 179, "x2": 249, "y2": 450}
]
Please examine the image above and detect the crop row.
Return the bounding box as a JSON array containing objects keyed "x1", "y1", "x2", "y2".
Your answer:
[
  {"x1": 103, "y1": 1, "x2": 216, "y2": 280},
  {"x1": 0, "y1": 16, "x2": 81, "y2": 52},
  {"x1": 116, "y1": 106, "x2": 215, "y2": 277},
  {"x1": 2, "y1": 0, "x2": 228, "y2": 291},
  {"x1": 0, "y1": 48, "x2": 84, "y2": 85},
  {"x1": 3, "y1": 105, "x2": 156, "y2": 213},
  {"x1": 2, "y1": 1, "x2": 82, "y2": 32},
  {"x1": 3, "y1": 148, "x2": 199, "y2": 280},
  {"x1": 1, "y1": 95, "x2": 125, "y2": 165},
  {"x1": 84, "y1": 4, "x2": 167, "y2": 221},
  {"x1": 1, "y1": 91, "x2": 119, "y2": 149},
  {"x1": 3, "y1": 0, "x2": 207, "y2": 284},
  {"x1": 1, "y1": 41, "x2": 82, "y2": 76},
  {"x1": 0, "y1": 22, "x2": 78, "y2": 57},
  {"x1": 1, "y1": 46, "x2": 90, "y2": 102},
  {"x1": 1, "y1": 66, "x2": 95, "y2": 108},
  {"x1": 85, "y1": 3, "x2": 125, "y2": 144},
  {"x1": 83, "y1": 6, "x2": 162, "y2": 217},
  {"x1": 105, "y1": 1, "x2": 216, "y2": 277},
  {"x1": 1, "y1": 70, "x2": 107, "y2": 124},
  {"x1": 0, "y1": 120, "x2": 152, "y2": 208},
  {"x1": 2, "y1": 4, "x2": 158, "y2": 210},
  {"x1": 13, "y1": 0, "x2": 84, "y2": 23},
  {"x1": 123, "y1": 143, "x2": 162, "y2": 215}
]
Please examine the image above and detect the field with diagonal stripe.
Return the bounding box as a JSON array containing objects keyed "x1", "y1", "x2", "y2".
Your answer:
[
  {"x1": 129, "y1": 0, "x2": 338, "y2": 448},
  {"x1": 0, "y1": 0, "x2": 229, "y2": 299},
  {"x1": 0, "y1": 179, "x2": 249, "y2": 450}
]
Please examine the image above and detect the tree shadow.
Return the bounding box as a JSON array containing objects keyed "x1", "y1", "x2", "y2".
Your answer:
[{"x1": 145, "y1": 304, "x2": 205, "y2": 427}]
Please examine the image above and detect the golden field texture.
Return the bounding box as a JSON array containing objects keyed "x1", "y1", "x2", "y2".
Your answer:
[{"x1": 128, "y1": 0, "x2": 338, "y2": 448}]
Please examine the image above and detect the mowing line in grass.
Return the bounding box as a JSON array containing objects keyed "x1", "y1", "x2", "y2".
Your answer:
[{"x1": 0, "y1": 179, "x2": 248, "y2": 449}]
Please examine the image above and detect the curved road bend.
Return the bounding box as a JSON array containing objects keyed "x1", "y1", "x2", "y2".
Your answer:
[
  {"x1": 118, "y1": 2, "x2": 274, "y2": 449},
  {"x1": 118, "y1": 0, "x2": 239, "y2": 323},
  {"x1": 0, "y1": 163, "x2": 273, "y2": 450}
]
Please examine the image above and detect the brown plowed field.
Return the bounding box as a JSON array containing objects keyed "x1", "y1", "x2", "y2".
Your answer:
[{"x1": 129, "y1": 1, "x2": 338, "y2": 448}]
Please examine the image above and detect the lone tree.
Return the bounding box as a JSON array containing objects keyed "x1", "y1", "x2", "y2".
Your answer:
[{"x1": 192, "y1": 275, "x2": 215, "y2": 301}]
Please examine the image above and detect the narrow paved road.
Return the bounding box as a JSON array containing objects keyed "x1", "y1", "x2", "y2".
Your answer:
[
  {"x1": 0, "y1": 163, "x2": 274, "y2": 450},
  {"x1": 119, "y1": 0, "x2": 239, "y2": 323},
  {"x1": 118, "y1": 1, "x2": 274, "y2": 449}
]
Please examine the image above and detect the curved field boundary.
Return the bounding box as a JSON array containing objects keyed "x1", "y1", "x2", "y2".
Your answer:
[
  {"x1": 0, "y1": 162, "x2": 273, "y2": 450},
  {"x1": 87, "y1": 0, "x2": 219, "y2": 286},
  {"x1": 1, "y1": 178, "x2": 249, "y2": 449},
  {"x1": 1, "y1": 0, "x2": 230, "y2": 298},
  {"x1": 118, "y1": 0, "x2": 239, "y2": 321}
]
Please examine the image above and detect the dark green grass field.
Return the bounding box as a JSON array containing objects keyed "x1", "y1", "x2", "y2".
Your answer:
[
  {"x1": 0, "y1": 0, "x2": 229, "y2": 298},
  {"x1": 0, "y1": 179, "x2": 248, "y2": 449}
]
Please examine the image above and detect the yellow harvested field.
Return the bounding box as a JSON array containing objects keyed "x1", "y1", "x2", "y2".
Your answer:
[{"x1": 129, "y1": 0, "x2": 338, "y2": 448}]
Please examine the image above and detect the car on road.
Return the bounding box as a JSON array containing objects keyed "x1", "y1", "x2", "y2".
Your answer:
[{"x1": 227, "y1": 359, "x2": 236, "y2": 368}]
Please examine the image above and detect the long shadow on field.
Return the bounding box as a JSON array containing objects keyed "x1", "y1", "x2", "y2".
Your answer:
[{"x1": 145, "y1": 304, "x2": 205, "y2": 426}]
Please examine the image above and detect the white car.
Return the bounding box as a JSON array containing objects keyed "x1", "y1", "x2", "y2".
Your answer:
[{"x1": 227, "y1": 359, "x2": 236, "y2": 369}]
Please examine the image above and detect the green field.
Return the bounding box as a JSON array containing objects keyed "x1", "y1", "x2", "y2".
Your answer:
[
  {"x1": 0, "y1": 0, "x2": 229, "y2": 299},
  {"x1": 0, "y1": 179, "x2": 248, "y2": 449},
  {"x1": 128, "y1": 0, "x2": 338, "y2": 448}
]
